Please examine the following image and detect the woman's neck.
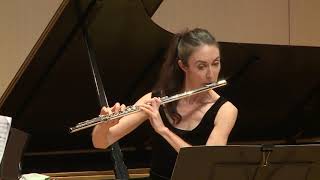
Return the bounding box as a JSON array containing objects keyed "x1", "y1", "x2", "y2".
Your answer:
[
  {"x1": 179, "y1": 90, "x2": 217, "y2": 105},
  {"x1": 178, "y1": 80, "x2": 219, "y2": 104}
]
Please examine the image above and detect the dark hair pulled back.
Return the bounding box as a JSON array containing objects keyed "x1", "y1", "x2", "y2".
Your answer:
[{"x1": 155, "y1": 28, "x2": 219, "y2": 124}]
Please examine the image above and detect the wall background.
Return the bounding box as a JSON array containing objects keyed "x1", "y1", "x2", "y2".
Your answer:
[
  {"x1": 0, "y1": 0, "x2": 63, "y2": 99},
  {"x1": 152, "y1": 0, "x2": 320, "y2": 46},
  {"x1": 1, "y1": 0, "x2": 319, "y2": 98}
]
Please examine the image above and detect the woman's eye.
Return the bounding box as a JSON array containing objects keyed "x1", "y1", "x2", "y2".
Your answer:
[{"x1": 213, "y1": 61, "x2": 220, "y2": 66}]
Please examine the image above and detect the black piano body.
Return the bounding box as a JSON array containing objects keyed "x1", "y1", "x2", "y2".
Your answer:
[{"x1": 0, "y1": 0, "x2": 319, "y2": 175}]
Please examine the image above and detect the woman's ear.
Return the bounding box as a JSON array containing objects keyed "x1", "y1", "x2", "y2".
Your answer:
[{"x1": 178, "y1": 60, "x2": 188, "y2": 72}]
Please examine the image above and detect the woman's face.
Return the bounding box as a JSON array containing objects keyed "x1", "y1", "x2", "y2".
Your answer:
[{"x1": 179, "y1": 45, "x2": 221, "y2": 89}]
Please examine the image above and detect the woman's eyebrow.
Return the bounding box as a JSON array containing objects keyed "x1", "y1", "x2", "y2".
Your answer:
[
  {"x1": 195, "y1": 57, "x2": 220, "y2": 64},
  {"x1": 195, "y1": 60, "x2": 207, "y2": 64}
]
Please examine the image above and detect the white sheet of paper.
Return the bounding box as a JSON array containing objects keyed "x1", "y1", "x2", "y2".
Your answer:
[{"x1": 0, "y1": 115, "x2": 12, "y2": 164}]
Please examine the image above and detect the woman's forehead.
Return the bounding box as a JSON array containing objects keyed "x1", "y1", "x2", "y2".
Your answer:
[{"x1": 189, "y1": 45, "x2": 220, "y2": 62}]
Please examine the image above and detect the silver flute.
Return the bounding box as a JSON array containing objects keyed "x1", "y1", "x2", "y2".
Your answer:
[{"x1": 69, "y1": 80, "x2": 227, "y2": 133}]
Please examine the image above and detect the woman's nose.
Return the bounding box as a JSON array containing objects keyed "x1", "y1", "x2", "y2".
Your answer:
[{"x1": 206, "y1": 67, "x2": 214, "y2": 79}]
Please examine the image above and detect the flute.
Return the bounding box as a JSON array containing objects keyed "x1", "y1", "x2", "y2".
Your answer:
[{"x1": 69, "y1": 80, "x2": 227, "y2": 133}]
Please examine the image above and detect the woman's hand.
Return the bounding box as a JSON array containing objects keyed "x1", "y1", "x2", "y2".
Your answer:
[
  {"x1": 139, "y1": 97, "x2": 167, "y2": 134},
  {"x1": 99, "y1": 102, "x2": 126, "y2": 129}
]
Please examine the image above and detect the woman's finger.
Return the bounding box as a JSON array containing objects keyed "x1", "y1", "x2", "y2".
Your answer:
[
  {"x1": 109, "y1": 119, "x2": 119, "y2": 125},
  {"x1": 120, "y1": 104, "x2": 126, "y2": 111},
  {"x1": 106, "y1": 108, "x2": 112, "y2": 115},
  {"x1": 101, "y1": 106, "x2": 112, "y2": 115},
  {"x1": 144, "y1": 98, "x2": 156, "y2": 104},
  {"x1": 139, "y1": 106, "x2": 153, "y2": 117},
  {"x1": 113, "y1": 102, "x2": 121, "y2": 113},
  {"x1": 155, "y1": 97, "x2": 161, "y2": 104},
  {"x1": 100, "y1": 106, "x2": 107, "y2": 114},
  {"x1": 139, "y1": 104, "x2": 154, "y2": 111}
]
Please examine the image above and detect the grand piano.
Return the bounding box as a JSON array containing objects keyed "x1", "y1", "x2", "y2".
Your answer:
[{"x1": 1, "y1": 0, "x2": 320, "y2": 178}]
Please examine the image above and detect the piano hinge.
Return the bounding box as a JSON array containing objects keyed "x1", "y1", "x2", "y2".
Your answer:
[{"x1": 260, "y1": 144, "x2": 274, "y2": 167}]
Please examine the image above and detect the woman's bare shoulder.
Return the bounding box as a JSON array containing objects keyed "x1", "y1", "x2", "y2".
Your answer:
[{"x1": 220, "y1": 100, "x2": 238, "y2": 114}]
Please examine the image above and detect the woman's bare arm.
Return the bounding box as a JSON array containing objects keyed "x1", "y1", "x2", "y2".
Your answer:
[
  {"x1": 159, "y1": 101, "x2": 237, "y2": 152},
  {"x1": 92, "y1": 92, "x2": 152, "y2": 149},
  {"x1": 206, "y1": 101, "x2": 238, "y2": 145},
  {"x1": 139, "y1": 97, "x2": 192, "y2": 152}
]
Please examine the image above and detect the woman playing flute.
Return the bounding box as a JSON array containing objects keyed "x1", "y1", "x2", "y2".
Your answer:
[{"x1": 92, "y1": 28, "x2": 238, "y2": 180}]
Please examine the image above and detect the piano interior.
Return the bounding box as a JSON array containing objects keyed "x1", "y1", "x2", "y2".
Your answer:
[{"x1": 0, "y1": 0, "x2": 319, "y2": 178}]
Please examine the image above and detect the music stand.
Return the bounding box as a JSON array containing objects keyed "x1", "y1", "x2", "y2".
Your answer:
[
  {"x1": 0, "y1": 128, "x2": 29, "y2": 180},
  {"x1": 171, "y1": 145, "x2": 320, "y2": 180}
]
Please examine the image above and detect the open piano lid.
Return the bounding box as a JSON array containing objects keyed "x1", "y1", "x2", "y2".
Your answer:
[{"x1": 0, "y1": 0, "x2": 319, "y2": 173}]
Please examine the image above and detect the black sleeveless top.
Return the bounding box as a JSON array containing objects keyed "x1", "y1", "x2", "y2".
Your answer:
[{"x1": 149, "y1": 92, "x2": 228, "y2": 180}]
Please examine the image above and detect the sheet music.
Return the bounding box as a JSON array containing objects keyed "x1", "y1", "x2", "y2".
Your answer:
[{"x1": 0, "y1": 115, "x2": 11, "y2": 164}]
